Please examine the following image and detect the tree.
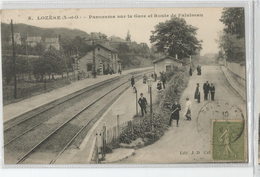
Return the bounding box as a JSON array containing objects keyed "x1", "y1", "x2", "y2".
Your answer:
[
  {"x1": 2, "y1": 56, "x2": 13, "y2": 85},
  {"x1": 32, "y1": 47, "x2": 62, "y2": 82},
  {"x1": 218, "y1": 8, "x2": 245, "y2": 64},
  {"x1": 220, "y1": 7, "x2": 245, "y2": 38},
  {"x1": 34, "y1": 42, "x2": 46, "y2": 56},
  {"x1": 150, "y1": 17, "x2": 202, "y2": 59},
  {"x1": 217, "y1": 32, "x2": 245, "y2": 63}
]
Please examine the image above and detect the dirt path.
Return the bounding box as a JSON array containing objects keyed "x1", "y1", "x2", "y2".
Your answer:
[{"x1": 117, "y1": 65, "x2": 246, "y2": 164}]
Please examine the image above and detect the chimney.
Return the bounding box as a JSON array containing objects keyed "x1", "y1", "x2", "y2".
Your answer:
[{"x1": 175, "y1": 54, "x2": 178, "y2": 59}]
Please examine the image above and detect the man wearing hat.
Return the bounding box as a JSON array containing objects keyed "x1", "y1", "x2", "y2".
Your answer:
[
  {"x1": 131, "y1": 76, "x2": 135, "y2": 87},
  {"x1": 203, "y1": 81, "x2": 210, "y2": 101},
  {"x1": 183, "y1": 97, "x2": 192, "y2": 120},
  {"x1": 170, "y1": 99, "x2": 181, "y2": 127},
  {"x1": 209, "y1": 83, "x2": 215, "y2": 101},
  {"x1": 138, "y1": 93, "x2": 148, "y2": 117}
]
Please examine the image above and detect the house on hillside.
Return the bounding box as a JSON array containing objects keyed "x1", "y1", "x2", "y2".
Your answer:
[
  {"x1": 26, "y1": 36, "x2": 42, "y2": 47},
  {"x1": 45, "y1": 38, "x2": 60, "y2": 50},
  {"x1": 108, "y1": 35, "x2": 128, "y2": 49},
  {"x1": 153, "y1": 56, "x2": 183, "y2": 74},
  {"x1": 9, "y1": 33, "x2": 22, "y2": 45},
  {"x1": 78, "y1": 43, "x2": 122, "y2": 75}
]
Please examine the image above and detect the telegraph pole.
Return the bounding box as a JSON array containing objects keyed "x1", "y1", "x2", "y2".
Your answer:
[
  {"x1": 11, "y1": 20, "x2": 17, "y2": 99},
  {"x1": 92, "y1": 36, "x2": 96, "y2": 73}
]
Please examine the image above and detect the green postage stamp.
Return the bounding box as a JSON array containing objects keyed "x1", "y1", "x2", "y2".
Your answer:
[{"x1": 211, "y1": 120, "x2": 247, "y2": 162}]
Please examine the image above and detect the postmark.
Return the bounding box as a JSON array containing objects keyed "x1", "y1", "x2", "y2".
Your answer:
[{"x1": 197, "y1": 100, "x2": 245, "y2": 142}]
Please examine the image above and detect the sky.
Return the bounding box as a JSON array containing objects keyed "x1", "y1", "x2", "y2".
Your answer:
[{"x1": 1, "y1": 7, "x2": 226, "y2": 55}]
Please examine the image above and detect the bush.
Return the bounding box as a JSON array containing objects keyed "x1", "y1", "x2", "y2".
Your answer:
[{"x1": 118, "y1": 66, "x2": 190, "y2": 148}]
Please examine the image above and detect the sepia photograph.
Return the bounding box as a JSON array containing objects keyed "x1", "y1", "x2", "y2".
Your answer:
[{"x1": 1, "y1": 7, "x2": 247, "y2": 165}]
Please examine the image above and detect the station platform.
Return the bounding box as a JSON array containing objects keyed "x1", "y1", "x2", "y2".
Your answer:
[
  {"x1": 54, "y1": 75, "x2": 160, "y2": 164},
  {"x1": 3, "y1": 67, "x2": 152, "y2": 123}
]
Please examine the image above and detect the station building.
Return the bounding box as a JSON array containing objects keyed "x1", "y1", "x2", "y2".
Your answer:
[
  {"x1": 77, "y1": 43, "x2": 122, "y2": 75},
  {"x1": 153, "y1": 56, "x2": 183, "y2": 74}
]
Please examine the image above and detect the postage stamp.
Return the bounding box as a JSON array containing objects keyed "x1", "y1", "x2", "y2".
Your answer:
[{"x1": 211, "y1": 119, "x2": 246, "y2": 161}]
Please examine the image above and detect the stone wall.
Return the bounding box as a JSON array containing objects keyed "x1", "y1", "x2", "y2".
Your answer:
[{"x1": 226, "y1": 62, "x2": 246, "y2": 88}]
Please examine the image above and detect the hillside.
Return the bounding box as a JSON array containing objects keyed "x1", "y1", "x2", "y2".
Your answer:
[{"x1": 1, "y1": 23, "x2": 90, "y2": 43}]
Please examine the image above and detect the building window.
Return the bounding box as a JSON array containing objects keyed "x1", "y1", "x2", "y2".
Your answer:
[
  {"x1": 166, "y1": 65, "x2": 171, "y2": 71},
  {"x1": 87, "y1": 63, "x2": 92, "y2": 71}
]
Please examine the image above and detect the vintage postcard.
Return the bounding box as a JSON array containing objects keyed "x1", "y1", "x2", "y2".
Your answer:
[{"x1": 1, "y1": 7, "x2": 248, "y2": 165}]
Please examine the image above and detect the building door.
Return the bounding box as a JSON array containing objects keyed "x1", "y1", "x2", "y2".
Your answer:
[
  {"x1": 87, "y1": 63, "x2": 93, "y2": 71},
  {"x1": 166, "y1": 65, "x2": 171, "y2": 71}
]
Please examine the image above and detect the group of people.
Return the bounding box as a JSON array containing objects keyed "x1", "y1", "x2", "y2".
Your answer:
[
  {"x1": 169, "y1": 66, "x2": 216, "y2": 128},
  {"x1": 156, "y1": 71, "x2": 167, "y2": 91},
  {"x1": 169, "y1": 97, "x2": 192, "y2": 127},
  {"x1": 130, "y1": 71, "x2": 167, "y2": 117},
  {"x1": 194, "y1": 81, "x2": 215, "y2": 103}
]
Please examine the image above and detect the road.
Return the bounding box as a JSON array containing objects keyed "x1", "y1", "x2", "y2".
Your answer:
[{"x1": 117, "y1": 65, "x2": 246, "y2": 164}]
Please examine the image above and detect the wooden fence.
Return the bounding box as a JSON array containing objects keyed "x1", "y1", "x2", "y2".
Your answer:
[{"x1": 90, "y1": 116, "x2": 144, "y2": 163}]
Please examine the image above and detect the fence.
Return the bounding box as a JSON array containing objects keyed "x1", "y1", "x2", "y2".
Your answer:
[
  {"x1": 90, "y1": 116, "x2": 144, "y2": 163},
  {"x1": 2, "y1": 71, "x2": 94, "y2": 105}
]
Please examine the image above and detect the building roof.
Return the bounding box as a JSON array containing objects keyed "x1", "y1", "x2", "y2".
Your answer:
[
  {"x1": 26, "y1": 36, "x2": 42, "y2": 42},
  {"x1": 91, "y1": 32, "x2": 108, "y2": 40},
  {"x1": 95, "y1": 43, "x2": 118, "y2": 53},
  {"x1": 79, "y1": 53, "x2": 110, "y2": 63},
  {"x1": 152, "y1": 56, "x2": 184, "y2": 64},
  {"x1": 45, "y1": 38, "x2": 59, "y2": 43},
  {"x1": 78, "y1": 53, "x2": 92, "y2": 61},
  {"x1": 108, "y1": 35, "x2": 128, "y2": 43}
]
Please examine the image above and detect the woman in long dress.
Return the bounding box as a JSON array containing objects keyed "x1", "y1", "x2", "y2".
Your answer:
[{"x1": 194, "y1": 83, "x2": 200, "y2": 103}]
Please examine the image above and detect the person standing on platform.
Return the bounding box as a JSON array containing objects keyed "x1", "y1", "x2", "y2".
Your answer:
[
  {"x1": 183, "y1": 97, "x2": 192, "y2": 121},
  {"x1": 143, "y1": 74, "x2": 147, "y2": 84},
  {"x1": 131, "y1": 76, "x2": 135, "y2": 87},
  {"x1": 203, "y1": 81, "x2": 210, "y2": 101},
  {"x1": 154, "y1": 72, "x2": 157, "y2": 81},
  {"x1": 210, "y1": 83, "x2": 215, "y2": 101},
  {"x1": 169, "y1": 99, "x2": 181, "y2": 127},
  {"x1": 138, "y1": 93, "x2": 148, "y2": 117},
  {"x1": 194, "y1": 83, "x2": 200, "y2": 103}
]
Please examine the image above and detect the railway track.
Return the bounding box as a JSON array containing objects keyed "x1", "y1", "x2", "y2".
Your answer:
[
  {"x1": 4, "y1": 70, "x2": 150, "y2": 164},
  {"x1": 4, "y1": 69, "x2": 151, "y2": 147}
]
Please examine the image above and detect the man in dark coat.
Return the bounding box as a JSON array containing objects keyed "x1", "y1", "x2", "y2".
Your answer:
[
  {"x1": 169, "y1": 99, "x2": 181, "y2": 127},
  {"x1": 189, "y1": 67, "x2": 192, "y2": 76},
  {"x1": 203, "y1": 81, "x2": 210, "y2": 101},
  {"x1": 161, "y1": 71, "x2": 166, "y2": 89},
  {"x1": 138, "y1": 93, "x2": 148, "y2": 117},
  {"x1": 210, "y1": 83, "x2": 215, "y2": 101},
  {"x1": 131, "y1": 76, "x2": 135, "y2": 87}
]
